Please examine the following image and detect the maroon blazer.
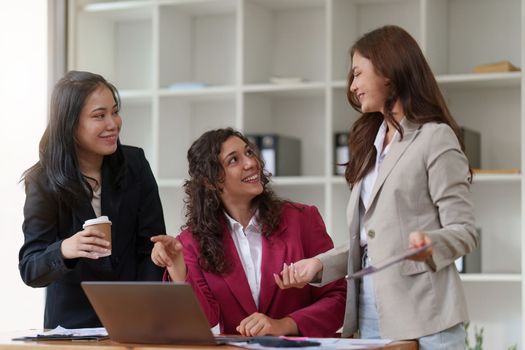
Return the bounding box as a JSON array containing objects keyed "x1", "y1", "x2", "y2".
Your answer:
[{"x1": 177, "y1": 203, "x2": 346, "y2": 337}]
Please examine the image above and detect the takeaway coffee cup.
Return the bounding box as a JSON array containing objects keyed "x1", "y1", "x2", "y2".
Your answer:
[{"x1": 82, "y1": 216, "x2": 112, "y2": 257}]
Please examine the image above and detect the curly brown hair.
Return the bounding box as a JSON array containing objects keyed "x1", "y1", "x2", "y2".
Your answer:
[{"x1": 183, "y1": 128, "x2": 284, "y2": 274}]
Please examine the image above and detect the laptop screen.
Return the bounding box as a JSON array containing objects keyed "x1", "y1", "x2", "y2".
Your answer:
[{"x1": 81, "y1": 281, "x2": 215, "y2": 344}]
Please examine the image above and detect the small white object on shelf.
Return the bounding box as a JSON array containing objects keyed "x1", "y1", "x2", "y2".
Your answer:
[
  {"x1": 269, "y1": 76, "x2": 305, "y2": 84},
  {"x1": 166, "y1": 82, "x2": 209, "y2": 90}
]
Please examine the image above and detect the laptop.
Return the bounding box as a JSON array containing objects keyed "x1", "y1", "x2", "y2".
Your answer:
[{"x1": 81, "y1": 281, "x2": 219, "y2": 344}]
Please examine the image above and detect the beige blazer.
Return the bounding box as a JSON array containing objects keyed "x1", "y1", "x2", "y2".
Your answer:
[{"x1": 316, "y1": 118, "x2": 479, "y2": 340}]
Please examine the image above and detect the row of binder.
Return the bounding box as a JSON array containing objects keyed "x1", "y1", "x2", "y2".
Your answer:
[
  {"x1": 247, "y1": 127, "x2": 481, "y2": 177},
  {"x1": 246, "y1": 134, "x2": 302, "y2": 176},
  {"x1": 246, "y1": 133, "x2": 350, "y2": 176}
]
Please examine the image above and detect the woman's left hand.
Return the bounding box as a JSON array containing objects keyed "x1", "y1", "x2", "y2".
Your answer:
[
  {"x1": 236, "y1": 313, "x2": 298, "y2": 336},
  {"x1": 408, "y1": 231, "x2": 433, "y2": 261}
]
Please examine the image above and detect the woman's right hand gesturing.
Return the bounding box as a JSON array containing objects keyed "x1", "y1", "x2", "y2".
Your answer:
[
  {"x1": 150, "y1": 235, "x2": 187, "y2": 281},
  {"x1": 273, "y1": 257, "x2": 323, "y2": 289},
  {"x1": 60, "y1": 229, "x2": 111, "y2": 260}
]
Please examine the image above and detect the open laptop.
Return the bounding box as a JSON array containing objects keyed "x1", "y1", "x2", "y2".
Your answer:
[{"x1": 81, "y1": 281, "x2": 220, "y2": 344}]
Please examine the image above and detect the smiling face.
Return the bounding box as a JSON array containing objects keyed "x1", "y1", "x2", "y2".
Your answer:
[
  {"x1": 349, "y1": 51, "x2": 391, "y2": 114},
  {"x1": 75, "y1": 85, "x2": 122, "y2": 163},
  {"x1": 218, "y1": 136, "x2": 264, "y2": 208}
]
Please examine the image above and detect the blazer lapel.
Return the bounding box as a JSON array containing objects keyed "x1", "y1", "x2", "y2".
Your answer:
[
  {"x1": 222, "y1": 229, "x2": 258, "y2": 315},
  {"x1": 258, "y1": 223, "x2": 287, "y2": 315},
  {"x1": 366, "y1": 119, "x2": 421, "y2": 213},
  {"x1": 101, "y1": 164, "x2": 123, "y2": 247},
  {"x1": 347, "y1": 181, "x2": 361, "y2": 239},
  {"x1": 75, "y1": 199, "x2": 96, "y2": 228}
]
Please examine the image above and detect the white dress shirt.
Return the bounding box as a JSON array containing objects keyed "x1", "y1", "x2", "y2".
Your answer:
[
  {"x1": 224, "y1": 211, "x2": 263, "y2": 308},
  {"x1": 359, "y1": 121, "x2": 398, "y2": 247}
]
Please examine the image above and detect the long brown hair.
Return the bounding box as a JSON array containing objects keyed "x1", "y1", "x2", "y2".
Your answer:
[
  {"x1": 183, "y1": 128, "x2": 284, "y2": 274},
  {"x1": 345, "y1": 25, "x2": 464, "y2": 186}
]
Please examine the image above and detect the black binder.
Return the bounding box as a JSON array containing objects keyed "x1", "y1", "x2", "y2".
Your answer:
[
  {"x1": 246, "y1": 134, "x2": 301, "y2": 176},
  {"x1": 334, "y1": 132, "x2": 349, "y2": 175}
]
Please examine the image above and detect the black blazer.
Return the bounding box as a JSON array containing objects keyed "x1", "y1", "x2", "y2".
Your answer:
[{"x1": 19, "y1": 146, "x2": 166, "y2": 329}]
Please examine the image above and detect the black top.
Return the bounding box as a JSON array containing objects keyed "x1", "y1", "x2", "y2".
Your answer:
[{"x1": 19, "y1": 146, "x2": 166, "y2": 329}]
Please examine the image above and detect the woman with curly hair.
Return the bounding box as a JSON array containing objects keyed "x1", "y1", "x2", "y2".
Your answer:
[{"x1": 150, "y1": 128, "x2": 346, "y2": 337}]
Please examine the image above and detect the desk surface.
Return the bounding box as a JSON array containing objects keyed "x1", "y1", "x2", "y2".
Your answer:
[{"x1": 0, "y1": 332, "x2": 418, "y2": 350}]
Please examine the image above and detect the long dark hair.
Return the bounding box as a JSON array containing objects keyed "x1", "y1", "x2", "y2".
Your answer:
[
  {"x1": 183, "y1": 128, "x2": 284, "y2": 274},
  {"x1": 22, "y1": 70, "x2": 126, "y2": 206},
  {"x1": 345, "y1": 25, "x2": 465, "y2": 186}
]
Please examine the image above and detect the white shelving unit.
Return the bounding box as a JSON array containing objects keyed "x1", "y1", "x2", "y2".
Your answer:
[{"x1": 69, "y1": 0, "x2": 523, "y2": 347}]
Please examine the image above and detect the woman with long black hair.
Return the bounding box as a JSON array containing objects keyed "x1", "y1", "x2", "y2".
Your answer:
[{"x1": 19, "y1": 70, "x2": 166, "y2": 328}]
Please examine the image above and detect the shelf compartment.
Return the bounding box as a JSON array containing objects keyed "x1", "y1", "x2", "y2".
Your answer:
[
  {"x1": 158, "y1": 96, "x2": 237, "y2": 179},
  {"x1": 425, "y1": 0, "x2": 521, "y2": 75},
  {"x1": 329, "y1": 183, "x2": 350, "y2": 247},
  {"x1": 332, "y1": 88, "x2": 358, "y2": 174},
  {"x1": 158, "y1": 0, "x2": 237, "y2": 89},
  {"x1": 159, "y1": 187, "x2": 186, "y2": 235},
  {"x1": 272, "y1": 183, "x2": 326, "y2": 219},
  {"x1": 243, "y1": 0, "x2": 326, "y2": 84},
  {"x1": 443, "y1": 87, "x2": 521, "y2": 170},
  {"x1": 462, "y1": 282, "x2": 522, "y2": 350},
  {"x1": 470, "y1": 182, "x2": 521, "y2": 274},
  {"x1": 243, "y1": 91, "x2": 326, "y2": 177},
  {"x1": 331, "y1": 0, "x2": 421, "y2": 81},
  {"x1": 119, "y1": 99, "x2": 154, "y2": 165},
  {"x1": 73, "y1": 3, "x2": 153, "y2": 90}
]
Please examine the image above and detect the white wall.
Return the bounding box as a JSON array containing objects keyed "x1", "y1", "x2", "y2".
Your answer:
[{"x1": 0, "y1": 1, "x2": 47, "y2": 330}]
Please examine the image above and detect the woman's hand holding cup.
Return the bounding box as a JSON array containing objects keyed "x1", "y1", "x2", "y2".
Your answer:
[{"x1": 61, "y1": 216, "x2": 112, "y2": 260}]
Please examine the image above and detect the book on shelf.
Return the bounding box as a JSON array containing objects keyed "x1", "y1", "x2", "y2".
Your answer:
[
  {"x1": 472, "y1": 60, "x2": 520, "y2": 73},
  {"x1": 334, "y1": 132, "x2": 349, "y2": 176},
  {"x1": 472, "y1": 168, "x2": 520, "y2": 174},
  {"x1": 246, "y1": 134, "x2": 301, "y2": 176}
]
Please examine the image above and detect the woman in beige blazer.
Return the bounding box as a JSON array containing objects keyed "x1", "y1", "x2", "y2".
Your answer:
[{"x1": 274, "y1": 25, "x2": 478, "y2": 349}]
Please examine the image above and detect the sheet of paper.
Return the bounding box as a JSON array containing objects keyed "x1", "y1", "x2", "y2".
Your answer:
[
  {"x1": 346, "y1": 243, "x2": 434, "y2": 280},
  {"x1": 39, "y1": 326, "x2": 108, "y2": 337},
  {"x1": 227, "y1": 337, "x2": 392, "y2": 349}
]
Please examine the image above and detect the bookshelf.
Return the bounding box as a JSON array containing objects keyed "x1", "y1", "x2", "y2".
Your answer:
[{"x1": 69, "y1": 0, "x2": 523, "y2": 347}]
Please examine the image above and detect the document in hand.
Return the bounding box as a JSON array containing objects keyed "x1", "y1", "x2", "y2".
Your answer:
[{"x1": 346, "y1": 243, "x2": 434, "y2": 280}]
